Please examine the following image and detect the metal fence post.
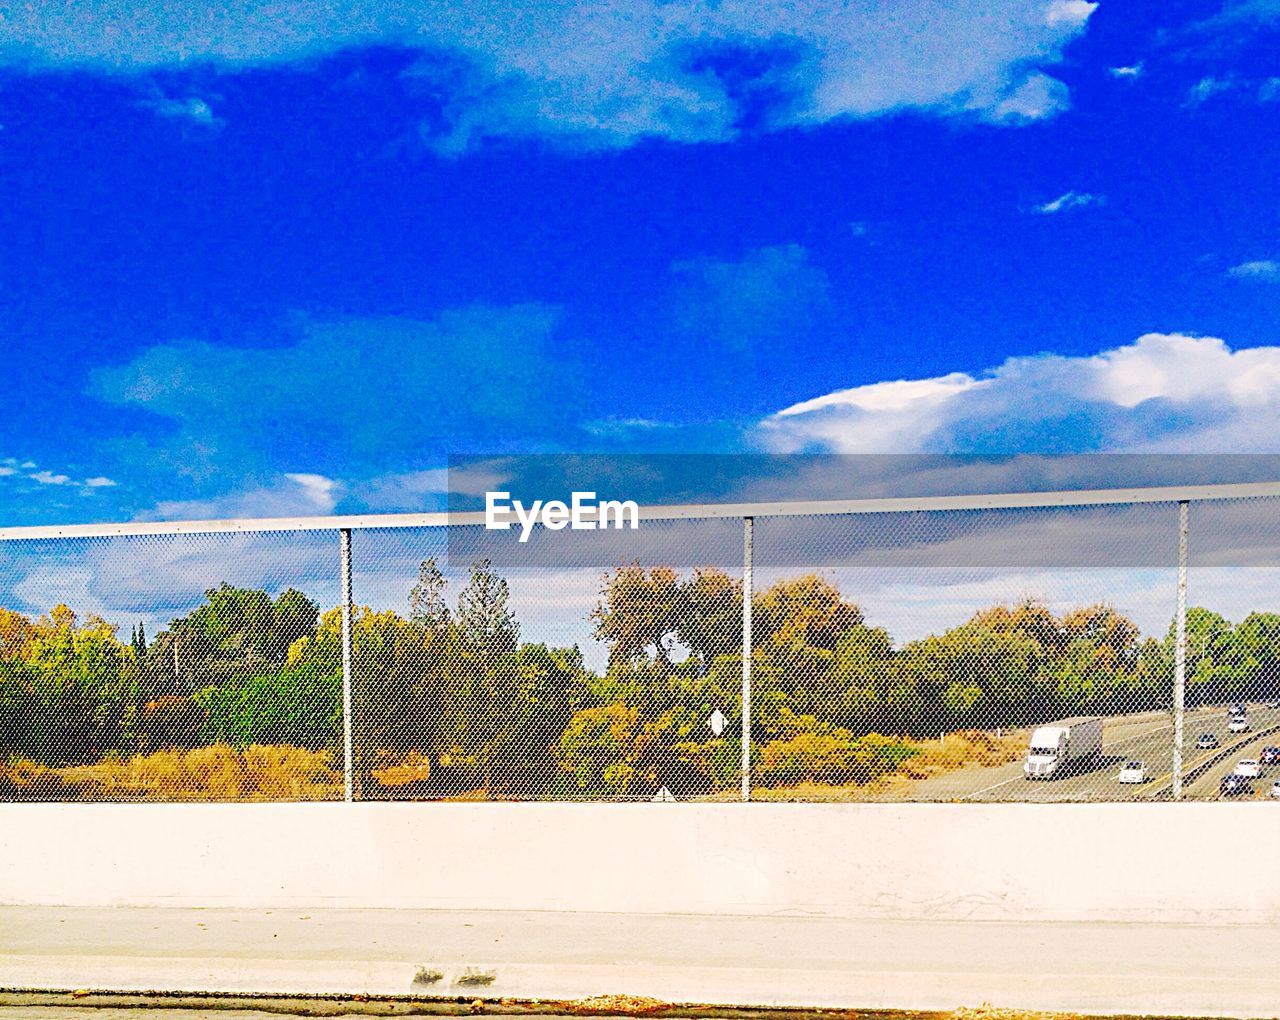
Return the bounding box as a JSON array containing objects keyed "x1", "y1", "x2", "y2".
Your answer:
[
  {"x1": 340, "y1": 528, "x2": 355, "y2": 803},
  {"x1": 1172, "y1": 501, "x2": 1188, "y2": 801},
  {"x1": 741, "y1": 516, "x2": 753, "y2": 802}
]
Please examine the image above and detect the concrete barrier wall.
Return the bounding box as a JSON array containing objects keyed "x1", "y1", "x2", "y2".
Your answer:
[{"x1": 2, "y1": 802, "x2": 1275, "y2": 923}]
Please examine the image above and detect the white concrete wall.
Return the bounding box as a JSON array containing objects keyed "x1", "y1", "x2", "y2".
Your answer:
[{"x1": 1, "y1": 802, "x2": 1274, "y2": 923}]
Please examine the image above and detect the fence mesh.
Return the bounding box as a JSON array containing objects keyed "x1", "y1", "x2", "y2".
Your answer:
[
  {"x1": 1, "y1": 494, "x2": 1279, "y2": 802},
  {"x1": 0, "y1": 531, "x2": 343, "y2": 801},
  {"x1": 350, "y1": 519, "x2": 744, "y2": 801}
]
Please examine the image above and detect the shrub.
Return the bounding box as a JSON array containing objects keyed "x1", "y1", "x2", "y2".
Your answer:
[
  {"x1": 134, "y1": 695, "x2": 207, "y2": 751},
  {"x1": 758, "y1": 708, "x2": 921, "y2": 787}
]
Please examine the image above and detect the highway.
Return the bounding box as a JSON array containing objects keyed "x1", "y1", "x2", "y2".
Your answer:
[
  {"x1": 1181, "y1": 708, "x2": 1280, "y2": 800},
  {"x1": 907, "y1": 703, "x2": 1280, "y2": 802}
]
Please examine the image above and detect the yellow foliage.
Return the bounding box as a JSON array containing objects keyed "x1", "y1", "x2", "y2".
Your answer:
[
  {"x1": 55, "y1": 744, "x2": 342, "y2": 801},
  {"x1": 372, "y1": 751, "x2": 432, "y2": 788},
  {"x1": 0, "y1": 757, "x2": 74, "y2": 799},
  {"x1": 0, "y1": 608, "x2": 38, "y2": 661}
]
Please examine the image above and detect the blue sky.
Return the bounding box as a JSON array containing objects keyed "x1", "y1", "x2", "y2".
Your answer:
[{"x1": 2, "y1": 0, "x2": 1280, "y2": 524}]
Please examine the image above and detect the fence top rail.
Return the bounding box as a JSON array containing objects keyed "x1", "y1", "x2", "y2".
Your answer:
[{"x1": 1, "y1": 480, "x2": 1279, "y2": 541}]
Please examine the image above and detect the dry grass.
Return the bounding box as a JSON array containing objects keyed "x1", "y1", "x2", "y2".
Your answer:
[
  {"x1": 371, "y1": 750, "x2": 433, "y2": 788},
  {"x1": 6, "y1": 744, "x2": 342, "y2": 801},
  {"x1": 897, "y1": 729, "x2": 1027, "y2": 780},
  {"x1": 0, "y1": 757, "x2": 74, "y2": 800}
]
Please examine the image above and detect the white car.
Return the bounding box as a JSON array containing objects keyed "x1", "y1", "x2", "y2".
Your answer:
[
  {"x1": 1229, "y1": 717, "x2": 1250, "y2": 734},
  {"x1": 1270, "y1": 780, "x2": 1280, "y2": 799},
  {"x1": 1234, "y1": 759, "x2": 1262, "y2": 779},
  {"x1": 1118, "y1": 760, "x2": 1147, "y2": 784}
]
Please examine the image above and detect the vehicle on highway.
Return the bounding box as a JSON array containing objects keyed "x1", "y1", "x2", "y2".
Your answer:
[
  {"x1": 1196, "y1": 733, "x2": 1220, "y2": 749},
  {"x1": 1234, "y1": 759, "x2": 1261, "y2": 779},
  {"x1": 1023, "y1": 716, "x2": 1103, "y2": 779},
  {"x1": 1220, "y1": 774, "x2": 1252, "y2": 797},
  {"x1": 1230, "y1": 702, "x2": 1248, "y2": 716},
  {"x1": 1229, "y1": 716, "x2": 1250, "y2": 733},
  {"x1": 1117, "y1": 760, "x2": 1146, "y2": 784},
  {"x1": 1267, "y1": 700, "x2": 1280, "y2": 710},
  {"x1": 1271, "y1": 780, "x2": 1280, "y2": 799},
  {"x1": 1260, "y1": 746, "x2": 1280, "y2": 767}
]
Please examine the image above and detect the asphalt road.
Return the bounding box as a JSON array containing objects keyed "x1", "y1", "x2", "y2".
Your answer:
[
  {"x1": 910, "y1": 704, "x2": 1280, "y2": 802},
  {"x1": 1182, "y1": 712, "x2": 1280, "y2": 800}
]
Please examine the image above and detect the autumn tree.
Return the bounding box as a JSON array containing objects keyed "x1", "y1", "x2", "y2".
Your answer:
[{"x1": 590, "y1": 562, "x2": 681, "y2": 668}]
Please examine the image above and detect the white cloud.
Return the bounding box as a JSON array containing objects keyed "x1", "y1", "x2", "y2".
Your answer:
[
  {"x1": 28, "y1": 471, "x2": 71, "y2": 486},
  {"x1": 0, "y1": 458, "x2": 119, "y2": 492},
  {"x1": 1045, "y1": 0, "x2": 1097, "y2": 28},
  {"x1": 1034, "y1": 190, "x2": 1103, "y2": 214},
  {"x1": 1109, "y1": 63, "x2": 1144, "y2": 79},
  {"x1": 140, "y1": 94, "x2": 222, "y2": 127},
  {"x1": 1228, "y1": 259, "x2": 1280, "y2": 280},
  {"x1": 1186, "y1": 75, "x2": 1236, "y2": 106},
  {"x1": 356, "y1": 463, "x2": 511, "y2": 511},
  {"x1": 757, "y1": 333, "x2": 1280, "y2": 454},
  {"x1": 0, "y1": 1, "x2": 1096, "y2": 148},
  {"x1": 986, "y1": 70, "x2": 1071, "y2": 122},
  {"x1": 144, "y1": 472, "x2": 345, "y2": 520}
]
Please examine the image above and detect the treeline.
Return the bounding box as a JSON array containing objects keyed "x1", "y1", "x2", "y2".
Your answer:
[{"x1": 4, "y1": 559, "x2": 1280, "y2": 798}]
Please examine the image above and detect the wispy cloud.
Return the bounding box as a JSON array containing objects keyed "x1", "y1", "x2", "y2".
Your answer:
[
  {"x1": 89, "y1": 306, "x2": 579, "y2": 492},
  {"x1": 144, "y1": 473, "x2": 344, "y2": 521},
  {"x1": 757, "y1": 333, "x2": 1280, "y2": 454},
  {"x1": 1033, "y1": 190, "x2": 1103, "y2": 214},
  {"x1": 1185, "y1": 75, "x2": 1237, "y2": 106},
  {"x1": 1228, "y1": 259, "x2": 1280, "y2": 280},
  {"x1": 0, "y1": 458, "x2": 117, "y2": 492},
  {"x1": 1, "y1": 0, "x2": 1097, "y2": 150},
  {"x1": 28, "y1": 471, "x2": 71, "y2": 486},
  {"x1": 139, "y1": 94, "x2": 221, "y2": 127},
  {"x1": 670, "y1": 244, "x2": 832, "y2": 353},
  {"x1": 1108, "y1": 63, "x2": 1144, "y2": 79}
]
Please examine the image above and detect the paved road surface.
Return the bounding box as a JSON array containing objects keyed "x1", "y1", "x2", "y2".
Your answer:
[
  {"x1": 1184, "y1": 714, "x2": 1280, "y2": 799},
  {"x1": 2, "y1": 905, "x2": 1278, "y2": 1018},
  {"x1": 906, "y1": 704, "x2": 1280, "y2": 801}
]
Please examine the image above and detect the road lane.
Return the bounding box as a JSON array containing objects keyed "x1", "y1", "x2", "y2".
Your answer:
[
  {"x1": 1183, "y1": 712, "x2": 1280, "y2": 800},
  {"x1": 903, "y1": 703, "x2": 1280, "y2": 802},
  {"x1": 964, "y1": 705, "x2": 1226, "y2": 803}
]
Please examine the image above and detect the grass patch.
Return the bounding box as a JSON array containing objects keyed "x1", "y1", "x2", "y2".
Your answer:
[{"x1": 3, "y1": 744, "x2": 342, "y2": 801}]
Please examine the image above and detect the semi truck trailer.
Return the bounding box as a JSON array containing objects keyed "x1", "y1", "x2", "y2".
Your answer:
[{"x1": 1023, "y1": 716, "x2": 1103, "y2": 779}]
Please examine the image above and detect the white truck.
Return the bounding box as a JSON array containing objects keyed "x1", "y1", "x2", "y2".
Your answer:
[{"x1": 1023, "y1": 716, "x2": 1103, "y2": 779}]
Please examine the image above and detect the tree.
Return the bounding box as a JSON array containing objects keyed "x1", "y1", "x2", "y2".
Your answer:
[
  {"x1": 0, "y1": 607, "x2": 38, "y2": 661},
  {"x1": 591, "y1": 562, "x2": 681, "y2": 668},
  {"x1": 7, "y1": 604, "x2": 134, "y2": 765},
  {"x1": 677, "y1": 567, "x2": 742, "y2": 667},
  {"x1": 456, "y1": 559, "x2": 518, "y2": 659},
  {"x1": 409, "y1": 557, "x2": 451, "y2": 633},
  {"x1": 754, "y1": 575, "x2": 863, "y2": 652}
]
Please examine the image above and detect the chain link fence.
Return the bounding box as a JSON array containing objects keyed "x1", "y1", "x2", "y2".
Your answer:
[{"x1": 2, "y1": 485, "x2": 1280, "y2": 802}]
